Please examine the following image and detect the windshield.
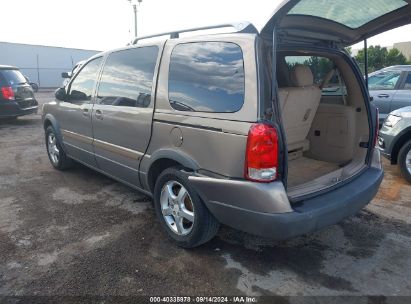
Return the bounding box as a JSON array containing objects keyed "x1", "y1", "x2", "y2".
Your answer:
[
  {"x1": 288, "y1": 0, "x2": 408, "y2": 29},
  {"x1": 368, "y1": 70, "x2": 401, "y2": 90},
  {"x1": 72, "y1": 63, "x2": 83, "y2": 75},
  {"x1": 1, "y1": 69, "x2": 27, "y2": 86}
]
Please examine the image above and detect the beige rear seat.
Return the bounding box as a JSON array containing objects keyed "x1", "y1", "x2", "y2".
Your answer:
[{"x1": 278, "y1": 65, "x2": 322, "y2": 152}]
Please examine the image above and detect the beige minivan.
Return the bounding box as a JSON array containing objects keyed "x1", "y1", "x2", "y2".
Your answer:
[{"x1": 41, "y1": 0, "x2": 408, "y2": 247}]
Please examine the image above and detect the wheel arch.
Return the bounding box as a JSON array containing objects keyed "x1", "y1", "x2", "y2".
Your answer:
[
  {"x1": 391, "y1": 128, "x2": 411, "y2": 165},
  {"x1": 43, "y1": 114, "x2": 65, "y2": 152},
  {"x1": 145, "y1": 149, "x2": 200, "y2": 193}
]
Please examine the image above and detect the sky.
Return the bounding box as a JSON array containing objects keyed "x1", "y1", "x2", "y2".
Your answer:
[{"x1": 0, "y1": 0, "x2": 410, "y2": 51}]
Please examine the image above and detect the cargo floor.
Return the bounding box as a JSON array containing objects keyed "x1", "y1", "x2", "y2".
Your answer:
[{"x1": 288, "y1": 157, "x2": 340, "y2": 188}]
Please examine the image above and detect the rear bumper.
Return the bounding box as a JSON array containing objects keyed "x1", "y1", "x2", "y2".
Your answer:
[
  {"x1": 189, "y1": 150, "x2": 383, "y2": 240},
  {"x1": 0, "y1": 100, "x2": 38, "y2": 118}
]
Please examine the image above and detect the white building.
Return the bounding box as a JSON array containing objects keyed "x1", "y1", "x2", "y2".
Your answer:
[
  {"x1": 393, "y1": 41, "x2": 411, "y2": 61},
  {"x1": 0, "y1": 41, "x2": 100, "y2": 88}
]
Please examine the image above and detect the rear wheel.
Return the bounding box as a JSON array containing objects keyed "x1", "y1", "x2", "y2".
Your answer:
[
  {"x1": 153, "y1": 167, "x2": 220, "y2": 248},
  {"x1": 45, "y1": 126, "x2": 73, "y2": 170},
  {"x1": 398, "y1": 140, "x2": 411, "y2": 184}
]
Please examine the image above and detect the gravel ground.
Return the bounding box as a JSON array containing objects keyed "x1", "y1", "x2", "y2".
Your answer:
[{"x1": 0, "y1": 92, "x2": 410, "y2": 300}]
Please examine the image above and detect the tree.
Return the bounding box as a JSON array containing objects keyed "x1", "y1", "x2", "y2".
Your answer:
[
  {"x1": 386, "y1": 48, "x2": 407, "y2": 66},
  {"x1": 355, "y1": 45, "x2": 387, "y2": 73},
  {"x1": 355, "y1": 45, "x2": 408, "y2": 74}
]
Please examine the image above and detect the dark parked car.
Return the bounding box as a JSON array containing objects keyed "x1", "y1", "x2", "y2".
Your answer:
[
  {"x1": 0, "y1": 65, "x2": 38, "y2": 119},
  {"x1": 369, "y1": 65, "x2": 411, "y2": 125},
  {"x1": 378, "y1": 106, "x2": 411, "y2": 183}
]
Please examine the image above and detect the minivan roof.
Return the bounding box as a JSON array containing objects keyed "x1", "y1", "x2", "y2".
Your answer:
[{"x1": 132, "y1": 22, "x2": 258, "y2": 45}]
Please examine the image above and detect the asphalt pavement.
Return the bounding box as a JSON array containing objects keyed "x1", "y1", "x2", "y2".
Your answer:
[{"x1": 0, "y1": 92, "x2": 410, "y2": 300}]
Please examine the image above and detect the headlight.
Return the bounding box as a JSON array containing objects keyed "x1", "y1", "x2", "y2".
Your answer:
[{"x1": 384, "y1": 115, "x2": 402, "y2": 128}]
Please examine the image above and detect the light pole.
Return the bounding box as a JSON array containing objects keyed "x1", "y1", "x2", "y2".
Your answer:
[{"x1": 128, "y1": 0, "x2": 142, "y2": 37}]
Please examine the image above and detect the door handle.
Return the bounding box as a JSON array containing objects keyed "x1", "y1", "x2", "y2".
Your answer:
[
  {"x1": 378, "y1": 94, "x2": 390, "y2": 98},
  {"x1": 82, "y1": 108, "x2": 89, "y2": 117},
  {"x1": 95, "y1": 109, "x2": 103, "y2": 120}
]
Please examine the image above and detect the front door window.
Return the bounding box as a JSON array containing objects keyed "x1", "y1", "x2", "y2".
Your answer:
[{"x1": 68, "y1": 57, "x2": 103, "y2": 104}]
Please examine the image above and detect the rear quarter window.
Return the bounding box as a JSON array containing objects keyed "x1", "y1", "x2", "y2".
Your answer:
[
  {"x1": 404, "y1": 73, "x2": 411, "y2": 89},
  {"x1": 168, "y1": 42, "x2": 245, "y2": 113}
]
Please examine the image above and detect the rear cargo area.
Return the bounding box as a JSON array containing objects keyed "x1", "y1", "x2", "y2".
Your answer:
[{"x1": 274, "y1": 50, "x2": 371, "y2": 198}]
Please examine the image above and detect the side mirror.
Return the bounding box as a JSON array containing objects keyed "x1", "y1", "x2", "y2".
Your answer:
[
  {"x1": 55, "y1": 87, "x2": 67, "y2": 101},
  {"x1": 61, "y1": 72, "x2": 71, "y2": 79}
]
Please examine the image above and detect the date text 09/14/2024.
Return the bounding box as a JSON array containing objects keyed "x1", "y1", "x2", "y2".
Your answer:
[{"x1": 149, "y1": 296, "x2": 257, "y2": 303}]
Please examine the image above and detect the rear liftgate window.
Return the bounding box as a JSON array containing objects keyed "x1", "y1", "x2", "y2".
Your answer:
[
  {"x1": 2, "y1": 70, "x2": 27, "y2": 86},
  {"x1": 288, "y1": 0, "x2": 408, "y2": 29},
  {"x1": 168, "y1": 42, "x2": 245, "y2": 113}
]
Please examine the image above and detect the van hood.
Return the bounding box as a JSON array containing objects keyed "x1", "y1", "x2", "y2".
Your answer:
[{"x1": 261, "y1": 0, "x2": 411, "y2": 47}]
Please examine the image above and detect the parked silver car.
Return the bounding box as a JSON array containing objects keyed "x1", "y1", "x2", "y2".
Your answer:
[
  {"x1": 369, "y1": 65, "x2": 411, "y2": 125},
  {"x1": 378, "y1": 106, "x2": 411, "y2": 183},
  {"x1": 41, "y1": 0, "x2": 406, "y2": 247}
]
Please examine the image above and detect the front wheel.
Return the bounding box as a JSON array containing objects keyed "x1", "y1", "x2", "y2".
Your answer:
[
  {"x1": 398, "y1": 140, "x2": 411, "y2": 184},
  {"x1": 153, "y1": 168, "x2": 220, "y2": 248},
  {"x1": 45, "y1": 126, "x2": 73, "y2": 170}
]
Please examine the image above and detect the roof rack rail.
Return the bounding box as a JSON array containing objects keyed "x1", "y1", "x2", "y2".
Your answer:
[{"x1": 132, "y1": 21, "x2": 258, "y2": 45}]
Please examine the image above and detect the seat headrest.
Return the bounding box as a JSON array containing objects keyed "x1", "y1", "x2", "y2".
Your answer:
[{"x1": 290, "y1": 65, "x2": 314, "y2": 87}]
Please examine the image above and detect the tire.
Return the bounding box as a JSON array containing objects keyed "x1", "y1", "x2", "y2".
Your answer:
[
  {"x1": 398, "y1": 140, "x2": 411, "y2": 184},
  {"x1": 153, "y1": 167, "x2": 220, "y2": 248},
  {"x1": 45, "y1": 126, "x2": 73, "y2": 170}
]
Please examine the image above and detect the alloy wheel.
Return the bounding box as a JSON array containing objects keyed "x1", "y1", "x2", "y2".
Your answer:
[
  {"x1": 160, "y1": 181, "x2": 195, "y2": 236},
  {"x1": 406, "y1": 149, "x2": 411, "y2": 175},
  {"x1": 47, "y1": 133, "x2": 59, "y2": 165}
]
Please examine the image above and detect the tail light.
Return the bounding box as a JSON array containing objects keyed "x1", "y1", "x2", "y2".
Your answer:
[
  {"x1": 1, "y1": 86, "x2": 15, "y2": 100},
  {"x1": 245, "y1": 123, "x2": 278, "y2": 183},
  {"x1": 374, "y1": 108, "x2": 379, "y2": 147}
]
